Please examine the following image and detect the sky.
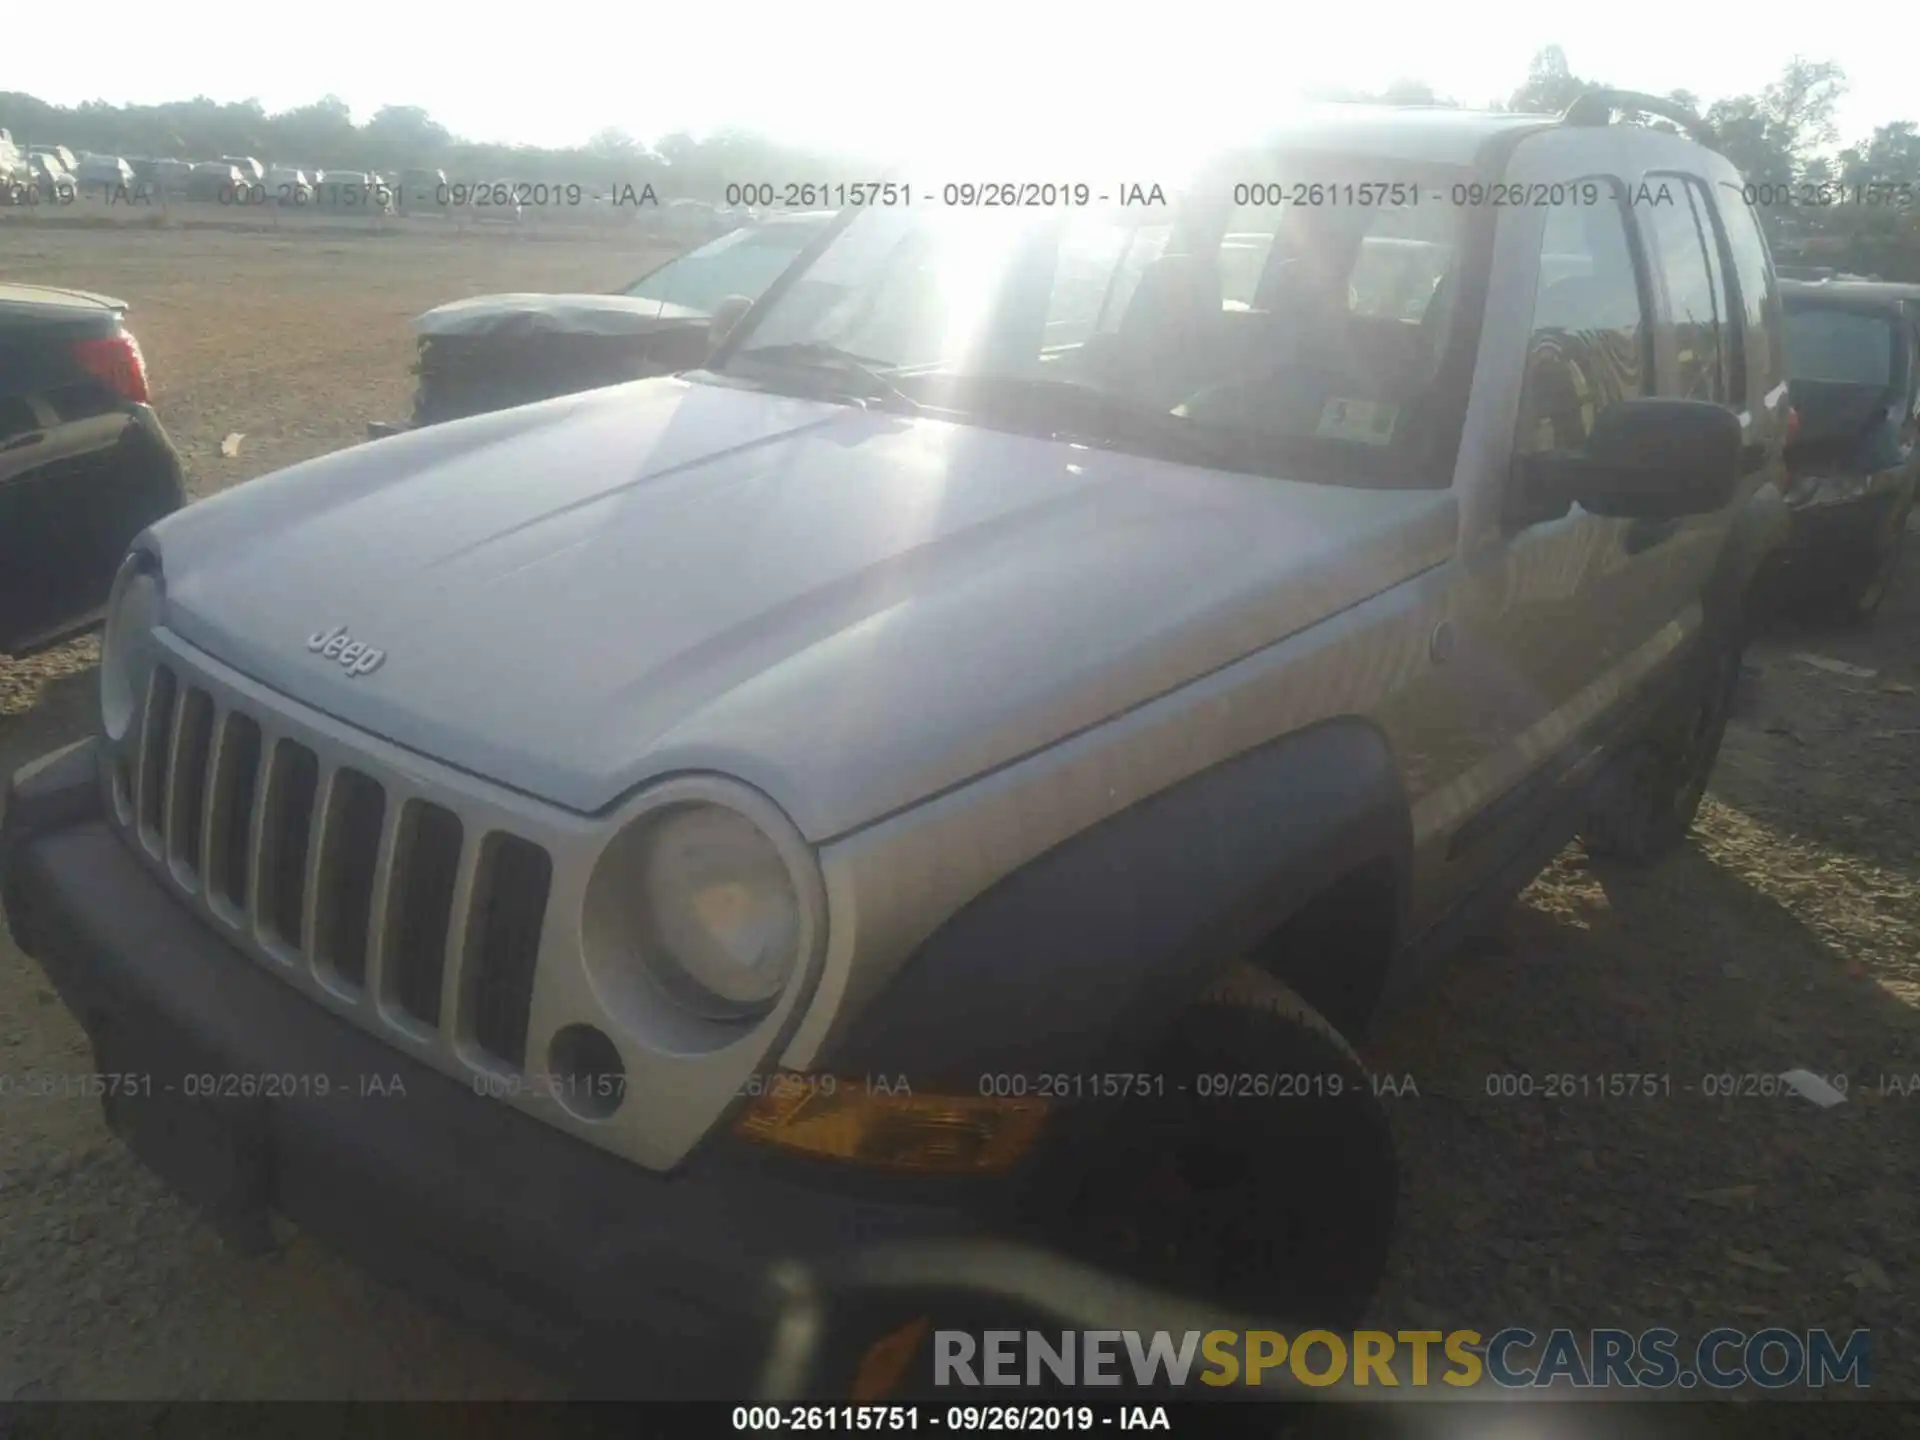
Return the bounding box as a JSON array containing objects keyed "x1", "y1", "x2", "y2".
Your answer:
[{"x1": 29, "y1": 0, "x2": 1915, "y2": 160}]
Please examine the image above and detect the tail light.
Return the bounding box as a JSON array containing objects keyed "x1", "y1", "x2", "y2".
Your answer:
[
  {"x1": 71, "y1": 331, "x2": 151, "y2": 405},
  {"x1": 1784, "y1": 406, "x2": 1801, "y2": 445}
]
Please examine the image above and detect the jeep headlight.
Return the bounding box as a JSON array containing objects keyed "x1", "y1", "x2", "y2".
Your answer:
[
  {"x1": 601, "y1": 803, "x2": 802, "y2": 1021},
  {"x1": 99, "y1": 554, "x2": 164, "y2": 744}
]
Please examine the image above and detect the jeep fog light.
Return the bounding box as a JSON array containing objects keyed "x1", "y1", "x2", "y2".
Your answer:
[
  {"x1": 631, "y1": 803, "x2": 800, "y2": 1019},
  {"x1": 99, "y1": 556, "x2": 164, "y2": 744},
  {"x1": 734, "y1": 1080, "x2": 1049, "y2": 1173}
]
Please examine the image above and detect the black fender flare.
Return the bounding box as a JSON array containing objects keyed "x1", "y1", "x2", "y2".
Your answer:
[{"x1": 818, "y1": 718, "x2": 1413, "y2": 1088}]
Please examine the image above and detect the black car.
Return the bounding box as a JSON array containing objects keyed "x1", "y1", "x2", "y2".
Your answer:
[
  {"x1": 382, "y1": 210, "x2": 832, "y2": 430},
  {"x1": 1765, "y1": 279, "x2": 1920, "y2": 621},
  {"x1": 0, "y1": 285, "x2": 187, "y2": 656}
]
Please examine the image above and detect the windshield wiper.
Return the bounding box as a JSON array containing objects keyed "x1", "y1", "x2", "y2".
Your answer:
[{"x1": 728, "y1": 342, "x2": 925, "y2": 414}]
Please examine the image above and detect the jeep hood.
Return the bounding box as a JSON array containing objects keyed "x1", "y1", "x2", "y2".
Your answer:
[{"x1": 153, "y1": 377, "x2": 1455, "y2": 839}]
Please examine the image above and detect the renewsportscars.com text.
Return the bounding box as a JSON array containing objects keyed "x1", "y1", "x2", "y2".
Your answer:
[{"x1": 934, "y1": 1327, "x2": 1871, "y2": 1390}]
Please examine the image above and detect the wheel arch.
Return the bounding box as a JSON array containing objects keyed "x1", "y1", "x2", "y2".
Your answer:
[{"x1": 816, "y1": 716, "x2": 1414, "y2": 1084}]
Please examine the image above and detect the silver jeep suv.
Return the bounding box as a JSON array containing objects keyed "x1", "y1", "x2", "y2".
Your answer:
[{"x1": 0, "y1": 90, "x2": 1788, "y2": 1394}]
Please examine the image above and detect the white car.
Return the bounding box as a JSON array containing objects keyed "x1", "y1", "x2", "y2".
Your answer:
[
  {"x1": 2, "y1": 93, "x2": 1792, "y2": 1396},
  {"x1": 263, "y1": 166, "x2": 314, "y2": 204}
]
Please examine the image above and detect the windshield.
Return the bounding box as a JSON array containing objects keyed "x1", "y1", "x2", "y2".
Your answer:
[
  {"x1": 1783, "y1": 304, "x2": 1896, "y2": 387},
  {"x1": 715, "y1": 155, "x2": 1480, "y2": 487},
  {"x1": 624, "y1": 225, "x2": 823, "y2": 317}
]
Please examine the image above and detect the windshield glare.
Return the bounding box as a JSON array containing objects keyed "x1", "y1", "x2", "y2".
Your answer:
[{"x1": 724, "y1": 157, "x2": 1476, "y2": 485}]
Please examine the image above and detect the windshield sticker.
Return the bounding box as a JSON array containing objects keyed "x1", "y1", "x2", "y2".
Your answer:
[{"x1": 1316, "y1": 398, "x2": 1399, "y2": 445}]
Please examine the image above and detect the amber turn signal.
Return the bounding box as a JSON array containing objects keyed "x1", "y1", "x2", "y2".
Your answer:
[{"x1": 733, "y1": 1077, "x2": 1048, "y2": 1172}]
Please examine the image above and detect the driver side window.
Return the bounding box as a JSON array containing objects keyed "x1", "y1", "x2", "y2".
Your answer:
[{"x1": 1515, "y1": 185, "x2": 1651, "y2": 458}]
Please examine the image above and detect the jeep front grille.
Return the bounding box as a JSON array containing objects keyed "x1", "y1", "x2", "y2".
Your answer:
[{"x1": 127, "y1": 661, "x2": 552, "y2": 1069}]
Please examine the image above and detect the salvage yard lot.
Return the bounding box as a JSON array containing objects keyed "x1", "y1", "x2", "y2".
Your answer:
[{"x1": 1, "y1": 222, "x2": 1917, "y2": 1406}]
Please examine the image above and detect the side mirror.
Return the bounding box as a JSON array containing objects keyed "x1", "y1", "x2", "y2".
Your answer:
[
  {"x1": 708, "y1": 294, "x2": 754, "y2": 357},
  {"x1": 1515, "y1": 398, "x2": 1744, "y2": 522}
]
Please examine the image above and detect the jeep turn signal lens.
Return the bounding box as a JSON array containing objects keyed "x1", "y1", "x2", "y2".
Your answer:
[{"x1": 734, "y1": 1078, "x2": 1047, "y2": 1173}]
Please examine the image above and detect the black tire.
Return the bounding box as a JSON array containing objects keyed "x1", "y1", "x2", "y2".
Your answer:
[
  {"x1": 1582, "y1": 619, "x2": 1744, "y2": 864},
  {"x1": 1021, "y1": 962, "x2": 1397, "y2": 1330}
]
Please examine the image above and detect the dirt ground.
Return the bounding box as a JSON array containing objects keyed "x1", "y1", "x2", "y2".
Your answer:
[{"x1": 1, "y1": 222, "x2": 1916, "y2": 1408}]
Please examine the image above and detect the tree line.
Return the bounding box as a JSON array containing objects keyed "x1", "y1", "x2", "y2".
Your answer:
[{"x1": 4, "y1": 46, "x2": 1916, "y2": 276}]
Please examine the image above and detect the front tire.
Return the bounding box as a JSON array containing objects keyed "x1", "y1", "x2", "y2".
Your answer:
[{"x1": 1022, "y1": 963, "x2": 1397, "y2": 1329}]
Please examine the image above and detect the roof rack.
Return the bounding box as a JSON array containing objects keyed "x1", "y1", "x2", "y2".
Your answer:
[{"x1": 1561, "y1": 89, "x2": 1715, "y2": 148}]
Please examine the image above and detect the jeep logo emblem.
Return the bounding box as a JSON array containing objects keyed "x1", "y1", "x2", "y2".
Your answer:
[{"x1": 306, "y1": 624, "x2": 386, "y2": 677}]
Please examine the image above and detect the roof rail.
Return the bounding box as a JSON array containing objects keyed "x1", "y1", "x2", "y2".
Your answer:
[{"x1": 1561, "y1": 89, "x2": 1715, "y2": 148}]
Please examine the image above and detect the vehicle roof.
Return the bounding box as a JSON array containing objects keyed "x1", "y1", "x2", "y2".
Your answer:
[
  {"x1": 1246, "y1": 104, "x2": 1556, "y2": 166},
  {"x1": 1055, "y1": 101, "x2": 1725, "y2": 174},
  {"x1": 1781, "y1": 278, "x2": 1920, "y2": 312}
]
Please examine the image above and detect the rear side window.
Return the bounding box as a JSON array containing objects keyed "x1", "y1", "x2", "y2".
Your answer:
[
  {"x1": 1515, "y1": 186, "x2": 1650, "y2": 456},
  {"x1": 1643, "y1": 179, "x2": 1729, "y2": 403},
  {"x1": 1685, "y1": 180, "x2": 1739, "y2": 401},
  {"x1": 1715, "y1": 194, "x2": 1778, "y2": 409},
  {"x1": 1782, "y1": 307, "x2": 1897, "y2": 386}
]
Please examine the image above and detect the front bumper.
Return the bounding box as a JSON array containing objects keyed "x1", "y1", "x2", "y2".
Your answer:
[{"x1": 0, "y1": 738, "x2": 983, "y2": 1396}]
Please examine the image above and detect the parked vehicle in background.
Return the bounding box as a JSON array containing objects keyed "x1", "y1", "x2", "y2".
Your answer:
[
  {"x1": 186, "y1": 162, "x2": 247, "y2": 202},
  {"x1": 262, "y1": 166, "x2": 314, "y2": 204},
  {"x1": 396, "y1": 167, "x2": 449, "y2": 214},
  {"x1": 71, "y1": 155, "x2": 137, "y2": 195},
  {"x1": 1760, "y1": 279, "x2": 1920, "y2": 621},
  {"x1": 4, "y1": 153, "x2": 74, "y2": 204},
  {"x1": 152, "y1": 158, "x2": 196, "y2": 195},
  {"x1": 659, "y1": 196, "x2": 722, "y2": 242},
  {"x1": 313, "y1": 170, "x2": 390, "y2": 211},
  {"x1": 393, "y1": 210, "x2": 832, "y2": 427},
  {"x1": 27, "y1": 143, "x2": 78, "y2": 173},
  {"x1": 0, "y1": 132, "x2": 25, "y2": 200},
  {"x1": 220, "y1": 156, "x2": 264, "y2": 183},
  {"x1": 0, "y1": 285, "x2": 186, "y2": 655}
]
